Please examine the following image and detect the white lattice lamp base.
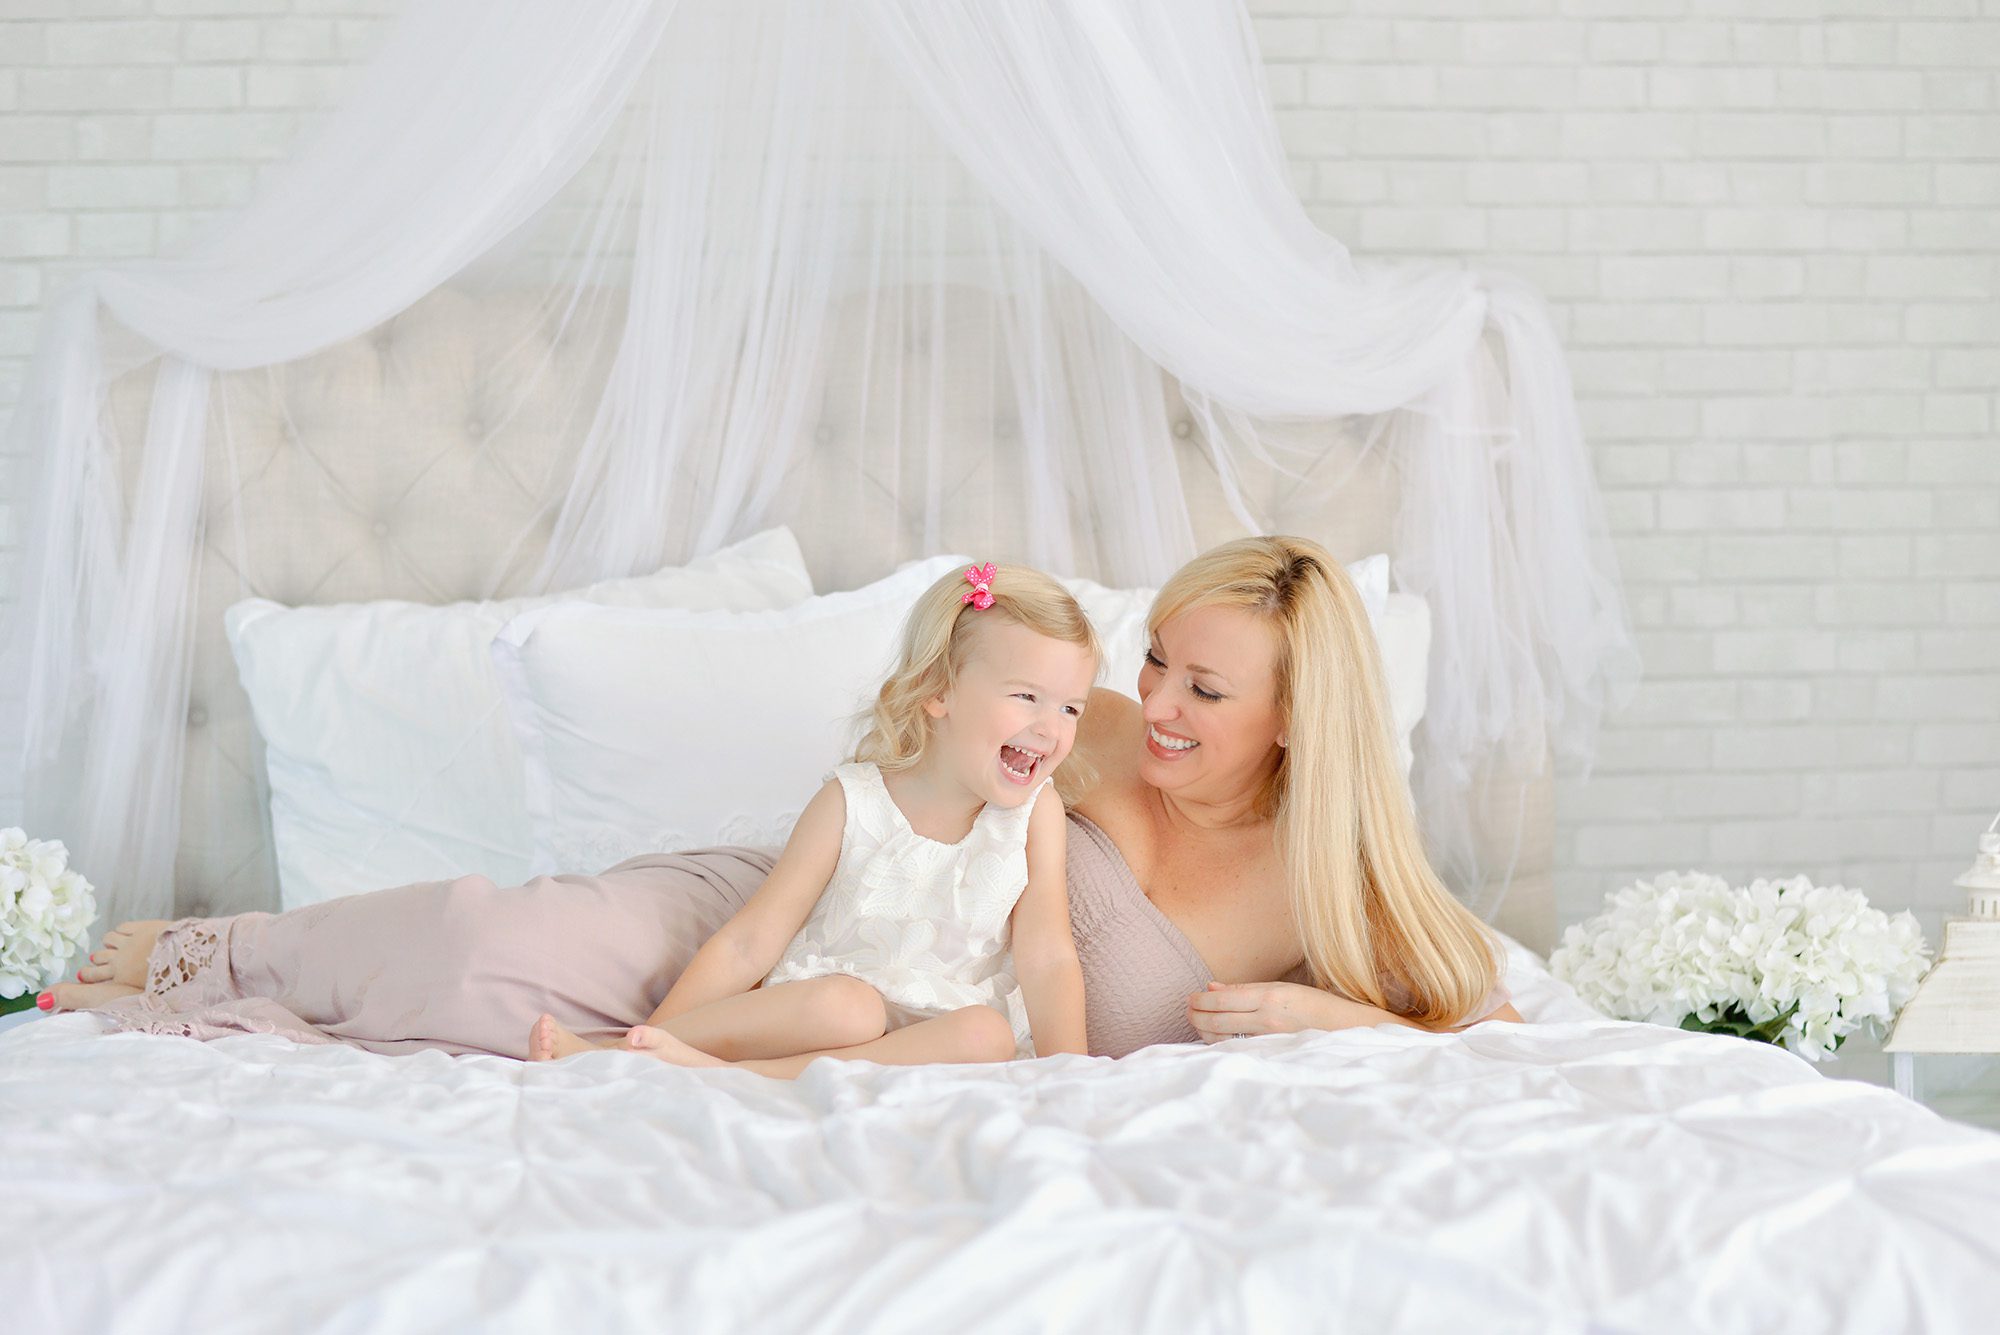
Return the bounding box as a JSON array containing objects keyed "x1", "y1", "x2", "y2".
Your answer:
[{"x1": 1886, "y1": 823, "x2": 2000, "y2": 1102}]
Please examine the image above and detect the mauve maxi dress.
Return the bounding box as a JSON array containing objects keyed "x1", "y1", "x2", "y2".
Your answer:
[{"x1": 91, "y1": 815, "x2": 1235, "y2": 1060}]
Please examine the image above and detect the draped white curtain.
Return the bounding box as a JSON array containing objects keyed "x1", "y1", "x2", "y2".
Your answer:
[
  {"x1": 9, "y1": 2, "x2": 680, "y2": 925},
  {"x1": 5, "y1": 0, "x2": 1636, "y2": 928}
]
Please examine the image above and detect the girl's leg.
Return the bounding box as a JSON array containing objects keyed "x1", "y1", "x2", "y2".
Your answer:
[
  {"x1": 657, "y1": 974, "x2": 889, "y2": 1060},
  {"x1": 529, "y1": 1013, "x2": 615, "y2": 1061},
  {"x1": 625, "y1": 1002, "x2": 1018, "y2": 1078},
  {"x1": 531, "y1": 974, "x2": 889, "y2": 1064}
]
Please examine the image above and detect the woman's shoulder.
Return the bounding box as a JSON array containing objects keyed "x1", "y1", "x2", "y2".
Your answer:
[
  {"x1": 1072, "y1": 689, "x2": 1148, "y2": 818},
  {"x1": 1078, "y1": 686, "x2": 1143, "y2": 754}
]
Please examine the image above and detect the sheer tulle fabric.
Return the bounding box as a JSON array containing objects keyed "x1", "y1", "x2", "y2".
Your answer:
[{"x1": 5, "y1": 0, "x2": 1635, "y2": 928}]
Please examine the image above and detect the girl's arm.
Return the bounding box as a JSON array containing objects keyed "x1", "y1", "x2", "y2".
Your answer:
[
  {"x1": 641, "y1": 779, "x2": 846, "y2": 1027},
  {"x1": 1008, "y1": 786, "x2": 1088, "y2": 1057}
]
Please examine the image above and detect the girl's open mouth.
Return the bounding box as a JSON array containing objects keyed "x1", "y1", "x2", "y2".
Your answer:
[{"x1": 998, "y1": 744, "x2": 1042, "y2": 784}]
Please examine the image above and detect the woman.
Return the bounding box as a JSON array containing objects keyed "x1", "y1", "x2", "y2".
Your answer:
[
  {"x1": 47, "y1": 536, "x2": 1520, "y2": 1055},
  {"x1": 1062, "y1": 535, "x2": 1519, "y2": 1052}
]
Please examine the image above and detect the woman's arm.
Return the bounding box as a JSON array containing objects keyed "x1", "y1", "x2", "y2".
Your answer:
[
  {"x1": 1187, "y1": 982, "x2": 1523, "y2": 1040},
  {"x1": 641, "y1": 779, "x2": 846, "y2": 1027},
  {"x1": 1297, "y1": 991, "x2": 1525, "y2": 1033},
  {"x1": 1008, "y1": 786, "x2": 1087, "y2": 1057}
]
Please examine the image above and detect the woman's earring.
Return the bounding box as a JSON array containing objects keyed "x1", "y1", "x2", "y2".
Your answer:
[{"x1": 1277, "y1": 736, "x2": 1288, "y2": 748}]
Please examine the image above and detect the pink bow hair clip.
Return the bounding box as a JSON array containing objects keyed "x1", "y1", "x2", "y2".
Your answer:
[{"x1": 961, "y1": 562, "x2": 997, "y2": 610}]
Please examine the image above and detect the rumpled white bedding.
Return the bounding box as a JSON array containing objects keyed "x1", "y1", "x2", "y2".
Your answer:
[{"x1": 5, "y1": 945, "x2": 1998, "y2": 1334}]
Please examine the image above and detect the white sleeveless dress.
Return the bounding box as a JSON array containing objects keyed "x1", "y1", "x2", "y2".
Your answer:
[{"x1": 763, "y1": 761, "x2": 1042, "y2": 1058}]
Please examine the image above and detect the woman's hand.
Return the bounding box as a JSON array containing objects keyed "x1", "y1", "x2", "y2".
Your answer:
[{"x1": 1187, "y1": 980, "x2": 1403, "y2": 1042}]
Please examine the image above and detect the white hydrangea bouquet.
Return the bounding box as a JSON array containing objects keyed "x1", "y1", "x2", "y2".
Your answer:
[
  {"x1": 0, "y1": 828, "x2": 98, "y2": 1016},
  {"x1": 1549, "y1": 871, "x2": 1931, "y2": 1062}
]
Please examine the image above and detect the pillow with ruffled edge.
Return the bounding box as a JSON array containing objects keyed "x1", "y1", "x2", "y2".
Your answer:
[{"x1": 227, "y1": 527, "x2": 815, "y2": 909}]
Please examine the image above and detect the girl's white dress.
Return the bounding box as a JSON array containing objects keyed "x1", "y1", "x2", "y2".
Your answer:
[{"x1": 763, "y1": 761, "x2": 1042, "y2": 1057}]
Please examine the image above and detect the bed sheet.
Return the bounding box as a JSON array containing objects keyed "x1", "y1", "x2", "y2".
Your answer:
[{"x1": 4, "y1": 943, "x2": 1998, "y2": 1334}]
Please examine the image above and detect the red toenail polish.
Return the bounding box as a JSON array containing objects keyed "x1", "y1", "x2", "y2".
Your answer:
[{"x1": 36, "y1": 992, "x2": 54, "y2": 1011}]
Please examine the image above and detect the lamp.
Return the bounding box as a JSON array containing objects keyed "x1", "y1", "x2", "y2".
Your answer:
[{"x1": 1884, "y1": 809, "x2": 2000, "y2": 1101}]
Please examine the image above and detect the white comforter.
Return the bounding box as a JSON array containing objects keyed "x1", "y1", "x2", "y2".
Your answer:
[{"x1": 5, "y1": 948, "x2": 1999, "y2": 1334}]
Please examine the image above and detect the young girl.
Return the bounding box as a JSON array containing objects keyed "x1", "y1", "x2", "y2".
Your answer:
[{"x1": 529, "y1": 561, "x2": 1101, "y2": 1077}]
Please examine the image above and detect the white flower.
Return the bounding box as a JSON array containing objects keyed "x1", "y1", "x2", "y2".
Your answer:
[
  {"x1": 0, "y1": 828, "x2": 97, "y2": 1001},
  {"x1": 1549, "y1": 870, "x2": 1932, "y2": 1062}
]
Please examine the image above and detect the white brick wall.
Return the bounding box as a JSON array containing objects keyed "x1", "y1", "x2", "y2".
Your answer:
[
  {"x1": 1256, "y1": 0, "x2": 2000, "y2": 944},
  {"x1": 2, "y1": 0, "x2": 1996, "y2": 944}
]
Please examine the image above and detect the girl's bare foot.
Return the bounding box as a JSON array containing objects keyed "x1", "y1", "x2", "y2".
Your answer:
[
  {"x1": 43, "y1": 980, "x2": 140, "y2": 1011},
  {"x1": 528, "y1": 1013, "x2": 603, "y2": 1061},
  {"x1": 624, "y1": 1024, "x2": 727, "y2": 1068},
  {"x1": 75, "y1": 920, "x2": 169, "y2": 987}
]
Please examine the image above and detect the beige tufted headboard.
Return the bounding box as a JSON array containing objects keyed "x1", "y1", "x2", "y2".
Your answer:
[{"x1": 106, "y1": 285, "x2": 1556, "y2": 954}]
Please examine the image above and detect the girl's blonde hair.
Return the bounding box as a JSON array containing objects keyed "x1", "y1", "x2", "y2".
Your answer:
[
  {"x1": 854, "y1": 562, "x2": 1101, "y2": 802},
  {"x1": 1149, "y1": 535, "x2": 1501, "y2": 1027}
]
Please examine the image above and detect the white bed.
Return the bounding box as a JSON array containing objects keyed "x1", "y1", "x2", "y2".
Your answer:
[
  {"x1": 13, "y1": 286, "x2": 1999, "y2": 1332},
  {"x1": 6, "y1": 941, "x2": 1999, "y2": 1333}
]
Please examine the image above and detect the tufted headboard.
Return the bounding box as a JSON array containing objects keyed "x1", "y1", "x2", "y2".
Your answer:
[{"x1": 105, "y1": 284, "x2": 1557, "y2": 954}]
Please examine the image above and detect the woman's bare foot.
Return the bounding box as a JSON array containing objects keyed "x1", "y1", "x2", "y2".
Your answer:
[
  {"x1": 528, "y1": 1013, "x2": 605, "y2": 1062},
  {"x1": 43, "y1": 980, "x2": 140, "y2": 1011},
  {"x1": 624, "y1": 1024, "x2": 727, "y2": 1068},
  {"x1": 74, "y1": 920, "x2": 169, "y2": 987}
]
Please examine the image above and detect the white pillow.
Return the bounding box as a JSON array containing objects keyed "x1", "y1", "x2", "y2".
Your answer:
[
  {"x1": 492, "y1": 555, "x2": 971, "y2": 876},
  {"x1": 1061, "y1": 554, "x2": 1428, "y2": 775},
  {"x1": 227, "y1": 528, "x2": 815, "y2": 909}
]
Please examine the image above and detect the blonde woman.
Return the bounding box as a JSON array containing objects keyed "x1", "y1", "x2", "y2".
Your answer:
[
  {"x1": 1061, "y1": 534, "x2": 1519, "y2": 1054},
  {"x1": 55, "y1": 536, "x2": 1517, "y2": 1059}
]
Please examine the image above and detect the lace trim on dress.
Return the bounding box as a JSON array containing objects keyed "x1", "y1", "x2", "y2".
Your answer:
[
  {"x1": 94, "y1": 918, "x2": 230, "y2": 1037},
  {"x1": 94, "y1": 918, "x2": 328, "y2": 1043},
  {"x1": 147, "y1": 921, "x2": 221, "y2": 1002}
]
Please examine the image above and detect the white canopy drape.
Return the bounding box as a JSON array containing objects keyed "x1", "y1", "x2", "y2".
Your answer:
[{"x1": 7, "y1": 0, "x2": 1636, "y2": 929}]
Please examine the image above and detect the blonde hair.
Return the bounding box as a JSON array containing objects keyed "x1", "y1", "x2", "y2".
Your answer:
[
  {"x1": 1149, "y1": 535, "x2": 1501, "y2": 1027},
  {"x1": 855, "y1": 562, "x2": 1101, "y2": 802}
]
